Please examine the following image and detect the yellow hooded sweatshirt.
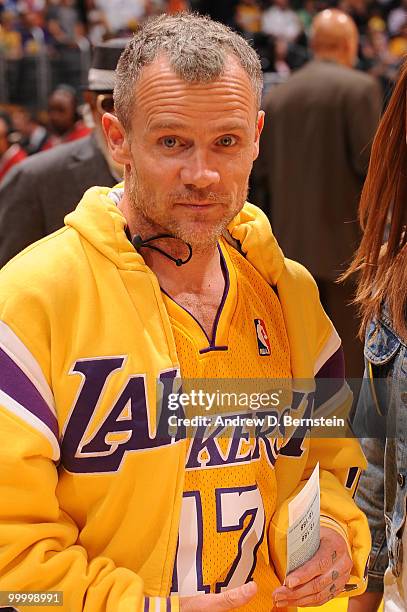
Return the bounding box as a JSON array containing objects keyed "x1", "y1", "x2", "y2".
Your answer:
[{"x1": 0, "y1": 187, "x2": 369, "y2": 611}]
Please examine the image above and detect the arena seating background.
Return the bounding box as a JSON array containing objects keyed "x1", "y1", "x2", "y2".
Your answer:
[{"x1": 1, "y1": 0, "x2": 405, "y2": 111}]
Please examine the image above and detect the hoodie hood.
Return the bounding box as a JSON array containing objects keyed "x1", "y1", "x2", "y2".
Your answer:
[
  {"x1": 65, "y1": 185, "x2": 286, "y2": 282},
  {"x1": 64, "y1": 185, "x2": 146, "y2": 271},
  {"x1": 227, "y1": 203, "x2": 285, "y2": 285}
]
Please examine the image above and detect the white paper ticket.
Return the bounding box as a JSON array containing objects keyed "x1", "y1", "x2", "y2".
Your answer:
[{"x1": 286, "y1": 462, "x2": 320, "y2": 575}]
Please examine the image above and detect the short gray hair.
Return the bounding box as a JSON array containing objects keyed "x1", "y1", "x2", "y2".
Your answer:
[{"x1": 114, "y1": 12, "x2": 263, "y2": 132}]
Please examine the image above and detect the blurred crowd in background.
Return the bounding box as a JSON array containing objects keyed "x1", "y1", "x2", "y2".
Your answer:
[
  {"x1": 1, "y1": 0, "x2": 406, "y2": 101},
  {"x1": 0, "y1": 0, "x2": 402, "y2": 176}
]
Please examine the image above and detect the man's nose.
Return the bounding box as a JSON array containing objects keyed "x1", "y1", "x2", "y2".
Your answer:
[{"x1": 180, "y1": 149, "x2": 220, "y2": 189}]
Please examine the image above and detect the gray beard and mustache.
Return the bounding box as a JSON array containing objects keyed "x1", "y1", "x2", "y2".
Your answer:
[{"x1": 128, "y1": 170, "x2": 249, "y2": 253}]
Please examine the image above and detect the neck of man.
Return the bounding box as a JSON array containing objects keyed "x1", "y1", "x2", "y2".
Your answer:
[
  {"x1": 313, "y1": 50, "x2": 348, "y2": 67},
  {"x1": 119, "y1": 193, "x2": 224, "y2": 300}
]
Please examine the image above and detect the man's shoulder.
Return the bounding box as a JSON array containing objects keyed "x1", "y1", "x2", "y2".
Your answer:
[
  {"x1": 264, "y1": 62, "x2": 320, "y2": 108},
  {"x1": 283, "y1": 257, "x2": 316, "y2": 282},
  {"x1": 304, "y1": 59, "x2": 376, "y2": 83},
  {"x1": 267, "y1": 61, "x2": 377, "y2": 106},
  {"x1": 333, "y1": 63, "x2": 378, "y2": 90},
  {"x1": 0, "y1": 225, "x2": 82, "y2": 296},
  {"x1": 280, "y1": 258, "x2": 321, "y2": 306},
  {"x1": 0, "y1": 225, "x2": 92, "y2": 345},
  {"x1": 2, "y1": 134, "x2": 97, "y2": 181}
]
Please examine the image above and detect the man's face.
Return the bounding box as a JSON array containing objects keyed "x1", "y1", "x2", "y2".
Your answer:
[
  {"x1": 122, "y1": 54, "x2": 263, "y2": 250},
  {"x1": 48, "y1": 91, "x2": 76, "y2": 135}
]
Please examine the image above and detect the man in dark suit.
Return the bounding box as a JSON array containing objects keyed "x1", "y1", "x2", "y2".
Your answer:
[
  {"x1": 254, "y1": 9, "x2": 382, "y2": 377},
  {"x1": 0, "y1": 39, "x2": 129, "y2": 268}
]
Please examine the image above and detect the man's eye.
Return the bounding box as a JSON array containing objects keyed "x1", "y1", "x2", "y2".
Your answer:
[
  {"x1": 162, "y1": 136, "x2": 179, "y2": 148},
  {"x1": 218, "y1": 135, "x2": 236, "y2": 147}
]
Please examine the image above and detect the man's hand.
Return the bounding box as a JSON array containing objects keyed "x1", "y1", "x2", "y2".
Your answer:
[
  {"x1": 272, "y1": 526, "x2": 353, "y2": 608},
  {"x1": 180, "y1": 581, "x2": 257, "y2": 611}
]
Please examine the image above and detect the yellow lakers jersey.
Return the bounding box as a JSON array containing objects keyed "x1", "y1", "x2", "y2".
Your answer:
[
  {"x1": 0, "y1": 188, "x2": 370, "y2": 612},
  {"x1": 163, "y1": 239, "x2": 292, "y2": 611}
]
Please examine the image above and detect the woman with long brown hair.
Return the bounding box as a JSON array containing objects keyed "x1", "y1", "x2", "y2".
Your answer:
[{"x1": 346, "y1": 62, "x2": 407, "y2": 612}]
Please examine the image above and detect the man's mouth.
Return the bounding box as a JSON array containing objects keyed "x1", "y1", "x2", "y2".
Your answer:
[{"x1": 175, "y1": 202, "x2": 219, "y2": 209}]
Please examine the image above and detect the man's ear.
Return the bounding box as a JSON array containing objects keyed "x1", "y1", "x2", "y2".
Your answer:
[
  {"x1": 102, "y1": 113, "x2": 132, "y2": 165},
  {"x1": 253, "y1": 110, "x2": 265, "y2": 161}
]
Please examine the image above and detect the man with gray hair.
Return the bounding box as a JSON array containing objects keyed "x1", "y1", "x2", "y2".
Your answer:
[{"x1": 0, "y1": 13, "x2": 369, "y2": 612}]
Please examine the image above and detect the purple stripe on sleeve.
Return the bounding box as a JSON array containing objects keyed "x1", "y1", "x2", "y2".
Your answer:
[
  {"x1": 316, "y1": 346, "x2": 345, "y2": 379},
  {"x1": 166, "y1": 598, "x2": 171, "y2": 612},
  {"x1": 315, "y1": 347, "x2": 345, "y2": 410},
  {"x1": 144, "y1": 599, "x2": 149, "y2": 612},
  {"x1": 0, "y1": 346, "x2": 58, "y2": 438}
]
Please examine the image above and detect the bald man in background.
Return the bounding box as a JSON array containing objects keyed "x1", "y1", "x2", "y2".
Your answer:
[{"x1": 254, "y1": 9, "x2": 382, "y2": 379}]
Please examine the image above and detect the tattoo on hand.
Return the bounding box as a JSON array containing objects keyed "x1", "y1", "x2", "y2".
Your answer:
[
  {"x1": 330, "y1": 583, "x2": 336, "y2": 593},
  {"x1": 332, "y1": 550, "x2": 337, "y2": 563},
  {"x1": 332, "y1": 570, "x2": 339, "y2": 581}
]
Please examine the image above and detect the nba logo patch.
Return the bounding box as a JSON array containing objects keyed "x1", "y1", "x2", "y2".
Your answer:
[{"x1": 254, "y1": 319, "x2": 271, "y2": 356}]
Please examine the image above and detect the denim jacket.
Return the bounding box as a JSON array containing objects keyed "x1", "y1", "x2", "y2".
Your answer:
[{"x1": 352, "y1": 304, "x2": 407, "y2": 592}]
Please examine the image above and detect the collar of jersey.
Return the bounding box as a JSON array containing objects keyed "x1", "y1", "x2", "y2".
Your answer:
[{"x1": 161, "y1": 239, "x2": 237, "y2": 353}]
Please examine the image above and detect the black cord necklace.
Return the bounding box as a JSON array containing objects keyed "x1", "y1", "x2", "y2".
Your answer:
[{"x1": 130, "y1": 232, "x2": 193, "y2": 267}]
